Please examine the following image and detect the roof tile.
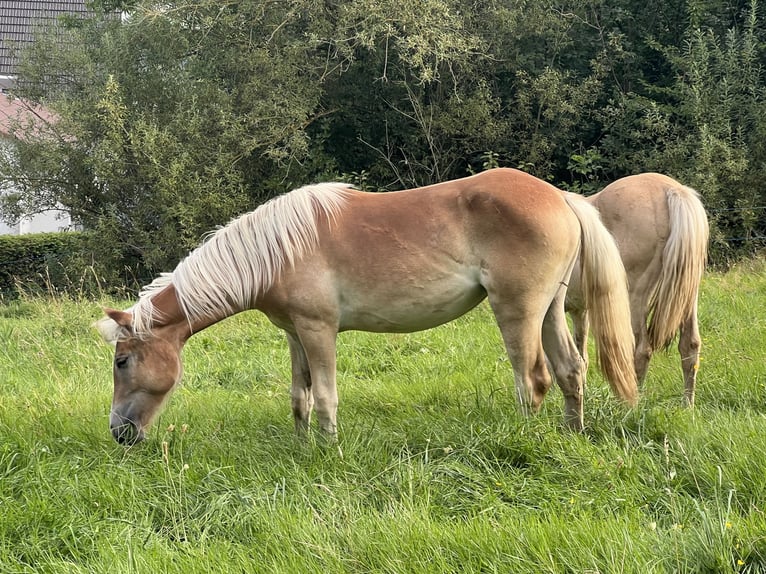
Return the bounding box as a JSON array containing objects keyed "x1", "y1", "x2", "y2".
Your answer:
[{"x1": 0, "y1": 1, "x2": 92, "y2": 76}]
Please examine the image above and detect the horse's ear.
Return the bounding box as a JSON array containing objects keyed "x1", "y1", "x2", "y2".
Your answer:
[
  {"x1": 93, "y1": 308, "x2": 135, "y2": 344},
  {"x1": 104, "y1": 308, "x2": 133, "y2": 328}
]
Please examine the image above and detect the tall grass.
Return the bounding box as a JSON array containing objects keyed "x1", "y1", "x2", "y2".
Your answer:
[{"x1": 0, "y1": 260, "x2": 764, "y2": 572}]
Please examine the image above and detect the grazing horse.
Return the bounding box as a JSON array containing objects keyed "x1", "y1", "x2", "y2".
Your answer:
[
  {"x1": 95, "y1": 168, "x2": 637, "y2": 445},
  {"x1": 566, "y1": 173, "x2": 709, "y2": 406}
]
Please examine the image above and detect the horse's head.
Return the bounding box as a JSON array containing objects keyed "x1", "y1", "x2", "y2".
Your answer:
[{"x1": 96, "y1": 308, "x2": 184, "y2": 445}]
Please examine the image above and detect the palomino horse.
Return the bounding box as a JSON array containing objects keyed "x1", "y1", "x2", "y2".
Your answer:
[
  {"x1": 566, "y1": 173, "x2": 709, "y2": 406},
  {"x1": 96, "y1": 168, "x2": 637, "y2": 445}
]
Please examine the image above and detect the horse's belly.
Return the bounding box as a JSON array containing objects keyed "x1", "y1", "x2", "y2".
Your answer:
[{"x1": 337, "y1": 277, "x2": 486, "y2": 333}]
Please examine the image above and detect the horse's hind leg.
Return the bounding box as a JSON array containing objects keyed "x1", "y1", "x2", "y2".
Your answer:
[
  {"x1": 543, "y1": 292, "x2": 586, "y2": 430},
  {"x1": 487, "y1": 297, "x2": 552, "y2": 416},
  {"x1": 631, "y1": 288, "x2": 653, "y2": 386},
  {"x1": 570, "y1": 308, "x2": 590, "y2": 373},
  {"x1": 678, "y1": 299, "x2": 701, "y2": 408},
  {"x1": 287, "y1": 332, "x2": 314, "y2": 435}
]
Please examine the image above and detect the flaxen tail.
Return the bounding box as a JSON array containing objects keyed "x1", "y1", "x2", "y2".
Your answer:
[
  {"x1": 648, "y1": 185, "x2": 709, "y2": 351},
  {"x1": 562, "y1": 192, "x2": 638, "y2": 405}
]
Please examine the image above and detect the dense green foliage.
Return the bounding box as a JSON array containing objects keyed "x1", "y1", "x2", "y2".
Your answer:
[
  {"x1": 0, "y1": 231, "x2": 99, "y2": 297},
  {"x1": 0, "y1": 261, "x2": 764, "y2": 572},
  {"x1": 1, "y1": 0, "x2": 765, "y2": 281}
]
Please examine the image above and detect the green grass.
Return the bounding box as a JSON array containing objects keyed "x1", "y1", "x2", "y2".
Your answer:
[{"x1": 1, "y1": 260, "x2": 765, "y2": 573}]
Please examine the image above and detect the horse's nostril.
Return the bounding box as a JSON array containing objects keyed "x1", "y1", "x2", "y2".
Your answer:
[{"x1": 112, "y1": 422, "x2": 141, "y2": 445}]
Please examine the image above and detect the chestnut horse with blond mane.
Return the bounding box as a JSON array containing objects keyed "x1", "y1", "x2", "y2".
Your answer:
[
  {"x1": 96, "y1": 168, "x2": 637, "y2": 445},
  {"x1": 566, "y1": 173, "x2": 709, "y2": 406}
]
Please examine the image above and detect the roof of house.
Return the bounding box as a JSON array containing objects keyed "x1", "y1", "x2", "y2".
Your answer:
[
  {"x1": 0, "y1": 1, "x2": 92, "y2": 78},
  {"x1": 0, "y1": 92, "x2": 57, "y2": 139}
]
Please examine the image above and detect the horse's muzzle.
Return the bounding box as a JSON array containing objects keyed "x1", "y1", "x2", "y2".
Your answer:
[{"x1": 110, "y1": 419, "x2": 145, "y2": 445}]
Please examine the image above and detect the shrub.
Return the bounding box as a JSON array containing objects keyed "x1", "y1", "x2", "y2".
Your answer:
[{"x1": 0, "y1": 231, "x2": 101, "y2": 298}]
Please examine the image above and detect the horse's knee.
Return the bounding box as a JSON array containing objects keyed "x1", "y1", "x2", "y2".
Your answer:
[
  {"x1": 526, "y1": 359, "x2": 555, "y2": 412},
  {"x1": 679, "y1": 333, "x2": 701, "y2": 357},
  {"x1": 532, "y1": 370, "x2": 553, "y2": 407},
  {"x1": 513, "y1": 355, "x2": 552, "y2": 415}
]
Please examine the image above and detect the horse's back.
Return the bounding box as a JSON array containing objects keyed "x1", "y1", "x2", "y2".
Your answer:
[
  {"x1": 343, "y1": 168, "x2": 576, "y2": 235},
  {"x1": 332, "y1": 168, "x2": 581, "y2": 280}
]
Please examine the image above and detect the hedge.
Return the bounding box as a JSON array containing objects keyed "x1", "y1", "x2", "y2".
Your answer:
[{"x1": 0, "y1": 231, "x2": 98, "y2": 297}]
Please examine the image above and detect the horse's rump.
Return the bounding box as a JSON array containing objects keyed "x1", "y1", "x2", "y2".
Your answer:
[{"x1": 592, "y1": 173, "x2": 708, "y2": 351}]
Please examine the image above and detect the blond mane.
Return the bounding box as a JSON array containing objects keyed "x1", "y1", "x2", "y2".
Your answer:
[{"x1": 98, "y1": 182, "x2": 352, "y2": 340}]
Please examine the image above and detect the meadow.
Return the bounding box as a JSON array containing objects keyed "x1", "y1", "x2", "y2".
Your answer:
[{"x1": 0, "y1": 259, "x2": 765, "y2": 573}]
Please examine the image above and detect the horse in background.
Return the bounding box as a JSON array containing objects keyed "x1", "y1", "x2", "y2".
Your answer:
[
  {"x1": 566, "y1": 173, "x2": 709, "y2": 406},
  {"x1": 95, "y1": 168, "x2": 638, "y2": 445}
]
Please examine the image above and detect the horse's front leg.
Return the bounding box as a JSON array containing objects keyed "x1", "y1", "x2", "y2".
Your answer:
[
  {"x1": 294, "y1": 321, "x2": 339, "y2": 436},
  {"x1": 287, "y1": 332, "x2": 314, "y2": 435}
]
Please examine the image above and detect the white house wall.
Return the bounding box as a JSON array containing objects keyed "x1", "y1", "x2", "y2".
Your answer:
[{"x1": 0, "y1": 137, "x2": 73, "y2": 235}]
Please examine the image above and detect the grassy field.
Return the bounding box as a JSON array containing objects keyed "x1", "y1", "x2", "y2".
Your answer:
[{"x1": 0, "y1": 260, "x2": 765, "y2": 573}]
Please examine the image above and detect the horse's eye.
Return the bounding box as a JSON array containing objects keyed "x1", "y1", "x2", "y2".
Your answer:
[{"x1": 115, "y1": 355, "x2": 129, "y2": 369}]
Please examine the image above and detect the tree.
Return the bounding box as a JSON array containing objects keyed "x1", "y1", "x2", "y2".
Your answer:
[{"x1": 312, "y1": 0, "x2": 503, "y2": 188}]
